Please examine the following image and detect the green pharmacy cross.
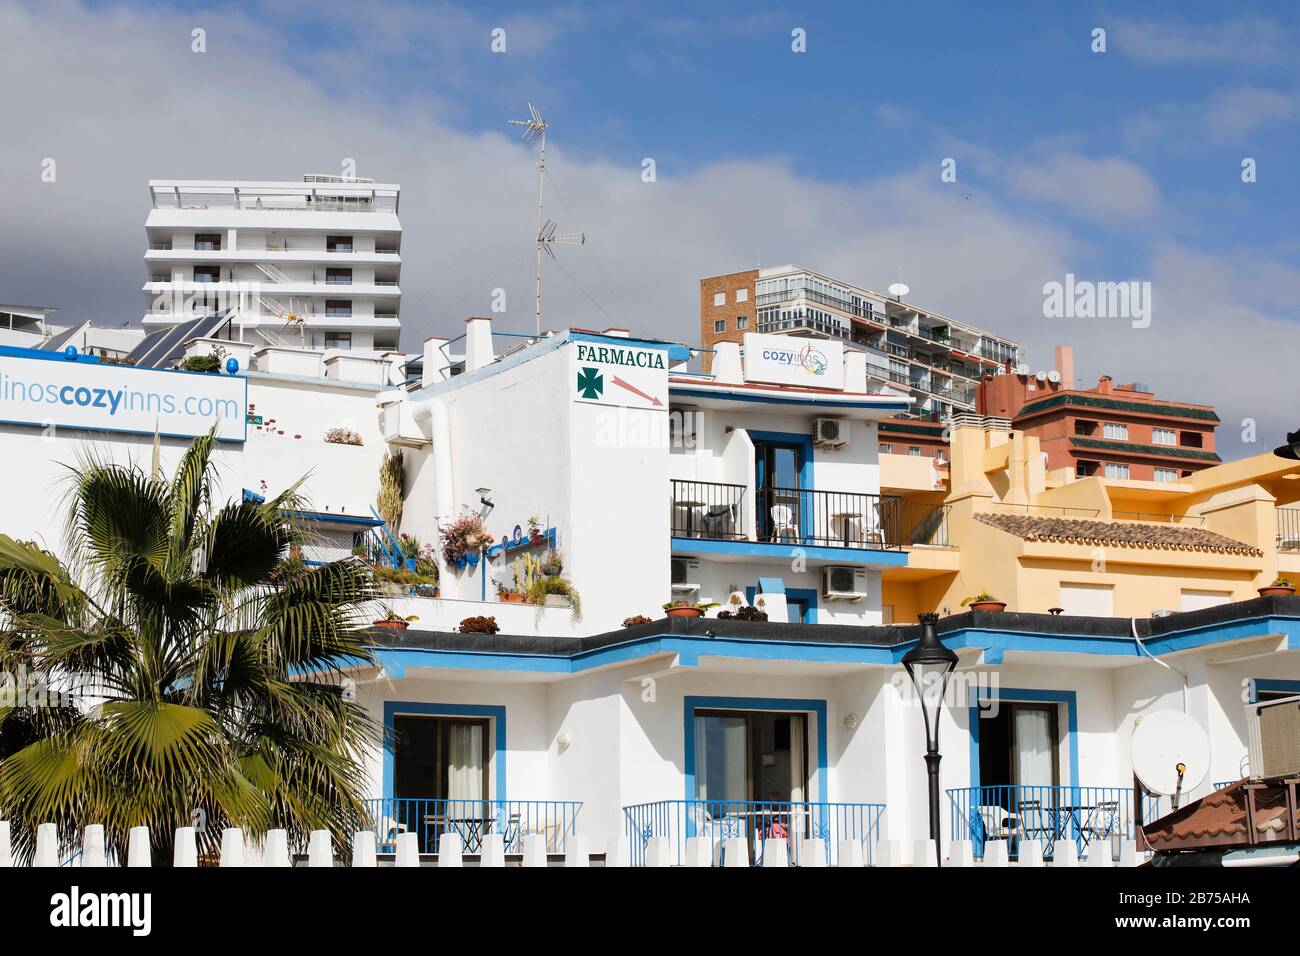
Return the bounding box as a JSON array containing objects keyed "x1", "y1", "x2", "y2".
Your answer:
[{"x1": 577, "y1": 366, "x2": 604, "y2": 400}]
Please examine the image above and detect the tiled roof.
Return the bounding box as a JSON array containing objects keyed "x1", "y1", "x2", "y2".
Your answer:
[
  {"x1": 975, "y1": 513, "x2": 1263, "y2": 555},
  {"x1": 1144, "y1": 779, "x2": 1298, "y2": 851},
  {"x1": 1017, "y1": 391, "x2": 1221, "y2": 423}
]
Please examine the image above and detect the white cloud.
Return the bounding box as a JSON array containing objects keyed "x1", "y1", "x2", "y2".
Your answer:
[
  {"x1": 1005, "y1": 153, "x2": 1161, "y2": 225},
  {"x1": 1112, "y1": 15, "x2": 1295, "y2": 65}
]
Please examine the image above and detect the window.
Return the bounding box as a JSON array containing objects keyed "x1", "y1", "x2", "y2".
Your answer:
[
  {"x1": 694, "y1": 710, "x2": 808, "y2": 804},
  {"x1": 1154, "y1": 467, "x2": 1177, "y2": 482},
  {"x1": 325, "y1": 299, "x2": 352, "y2": 317},
  {"x1": 736, "y1": 315, "x2": 748, "y2": 330},
  {"x1": 713, "y1": 292, "x2": 726, "y2": 306},
  {"x1": 392, "y1": 714, "x2": 489, "y2": 851},
  {"x1": 880, "y1": 443, "x2": 893, "y2": 454},
  {"x1": 326, "y1": 235, "x2": 353, "y2": 253},
  {"x1": 908, "y1": 446, "x2": 922, "y2": 456},
  {"x1": 1152, "y1": 428, "x2": 1176, "y2": 446},
  {"x1": 714, "y1": 319, "x2": 726, "y2": 334},
  {"x1": 324, "y1": 332, "x2": 352, "y2": 350},
  {"x1": 1074, "y1": 420, "x2": 1095, "y2": 436},
  {"x1": 1104, "y1": 462, "x2": 1130, "y2": 479},
  {"x1": 1103, "y1": 423, "x2": 1128, "y2": 440},
  {"x1": 978, "y1": 702, "x2": 1061, "y2": 790},
  {"x1": 193, "y1": 233, "x2": 221, "y2": 251},
  {"x1": 736, "y1": 288, "x2": 749, "y2": 303},
  {"x1": 192, "y1": 266, "x2": 221, "y2": 283},
  {"x1": 1180, "y1": 431, "x2": 1203, "y2": 448},
  {"x1": 325, "y1": 268, "x2": 352, "y2": 285}
]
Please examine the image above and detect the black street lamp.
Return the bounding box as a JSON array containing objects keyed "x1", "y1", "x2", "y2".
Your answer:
[
  {"x1": 1273, "y1": 429, "x2": 1300, "y2": 460},
  {"x1": 901, "y1": 612, "x2": 959, "y2": 867}
]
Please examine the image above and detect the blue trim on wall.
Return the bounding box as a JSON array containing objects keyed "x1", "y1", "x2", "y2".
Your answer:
[
  {"x1": 749, "y1": 429, "x2": 815, "y2": 490},
  {"x1": 668, "y1": 385, "x2": 910, "y2": 413},
  {"x1": 683, "y1": 696, "x2": 829, "y2": 804},
  {"x1": 672, "y1": 536, "x2": 909, "y2": 567},
  {"x1": 746, "y1": 584, "x2": 819, "y2": 623},
  {"x1": 1250, "y1": 678, "x2": 1300, "y2": 703},
  {"x1": 382, "y1": 701, "x2": 507, "y2": 802},
  {"x1": 968, "y1": 687, "x2": 1080, "y2": 791}
]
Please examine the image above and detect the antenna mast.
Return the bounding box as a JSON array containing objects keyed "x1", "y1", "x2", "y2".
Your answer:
[{"x1": 508, "y1": 103, "x2": 583, "y2": 334}]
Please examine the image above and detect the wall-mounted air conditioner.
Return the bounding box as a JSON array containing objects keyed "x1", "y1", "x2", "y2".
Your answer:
[
  {"x1": 1247, "y1": 694, "x2": 1300, "y2": 779},
  {"x1": 823, "y1": 566, "x2": 868, "y2": 601},
  {"x1": 813, "y1": 418, "x2": 848, "y2": 448},
  {"x1": 670, "y1": 557, "x2": 701, "y2": 592}
]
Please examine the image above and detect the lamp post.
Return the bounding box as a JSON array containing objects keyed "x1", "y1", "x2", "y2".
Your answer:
[{"x1": 901, "y1": 612, "x2": 958, "y2": 867}]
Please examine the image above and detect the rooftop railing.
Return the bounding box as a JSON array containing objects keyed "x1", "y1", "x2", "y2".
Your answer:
[
  {"x1": 623, "y1": 799, "x2": 885, "y2": 866},
  {"x1": 1278, "y1": 507, "x2": 1300, "y2": 551},
  {"x1": 364, "y1": 798, "x2": 582, "y2": 856}
]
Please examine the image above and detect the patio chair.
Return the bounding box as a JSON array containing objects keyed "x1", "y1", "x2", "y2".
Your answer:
[
  {"x1": 701, "y1": 504, "x2": 736, "y2": 538},
  {"x1": 1015, "y1": 799, "x2": 1053, "y2": 855},
  {"x1": 1083, "y1": 800, "x2": 1120, "y2": 855},
  {"x1": 862, "y1": 500, "x2": 887, "y2": 545},
  {"x1": 974, "y1": 804, "x2": 1015, "y2": 851},
  {"x1": 377, "y1": 816, "x2": 407, "y2": 854},
  {"x1": 770, "y1": 505, "x2": 798, "y2": 543}
]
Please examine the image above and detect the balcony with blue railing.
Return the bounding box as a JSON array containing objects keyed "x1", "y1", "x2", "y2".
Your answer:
[
  {"x1": 364, "y1": 798, "x2": 582, "y2": 857},
  {"x1": 948, "y1": 786, "x2": 1166, "y2": 862},
  {"x1": 623, "y1": 799, "x2": 885, "y2": 866}
]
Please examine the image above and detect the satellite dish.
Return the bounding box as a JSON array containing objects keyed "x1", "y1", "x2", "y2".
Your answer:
[
  {"x1": 1014, "y1": 363, "x2": 1030, "y2": 376},
  {"x1": 1035, "y1": 371, "x2": 1048, "y2": 382},
  {"x1": 887, "y1": 282, "x2": 910, "y2": 299},
  {"x1": 1047, "y1": 369, "x2": 1061, "y2": 384},
  {"x1": 1132, "y1": 711, "x2": 1210, "y2": 805}
]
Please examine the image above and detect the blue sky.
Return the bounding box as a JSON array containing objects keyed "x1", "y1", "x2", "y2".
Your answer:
[{"x1": 6, "y1": 1, "x2": 1300, "y2": 454}]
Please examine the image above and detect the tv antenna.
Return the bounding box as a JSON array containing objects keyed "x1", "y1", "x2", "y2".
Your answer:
[{"x1": 508, "y1": 103, "x2": 584, "y2": 334}]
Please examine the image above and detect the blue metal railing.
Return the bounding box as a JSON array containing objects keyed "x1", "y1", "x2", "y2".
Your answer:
[
  {"x1": 622, "y1": 800, "x2": 884, "y2": 866},
  {"x1": 947, "y1": 786, "x2": 1165, "y2": 861},
  {"x1": 364, "y1": 798, "x2": 582, "y2": 856}
]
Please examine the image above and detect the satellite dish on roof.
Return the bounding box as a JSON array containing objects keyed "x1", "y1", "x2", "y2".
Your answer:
[
  {"x1": 1047, "y1": 369, "x2": 1061, "y2": 384},
  {"x1": 1132, "y1": 711, "x2": 1210, "y2": 807},
  {"x1": 1014, "y1": 363, "x2": 1030, "y2": 376},
  {"x1": 887, "y1": 282, "x2": 910, "y2": 300}
]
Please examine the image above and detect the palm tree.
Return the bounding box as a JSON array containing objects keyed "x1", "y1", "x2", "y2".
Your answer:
[{"x1": 0, "y1": 430, "x2": 380, "y2": 865}]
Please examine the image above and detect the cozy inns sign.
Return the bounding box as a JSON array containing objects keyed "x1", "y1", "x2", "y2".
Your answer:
[{"x1": 571, "y1": 342, "x2": 668, "y2": 410}]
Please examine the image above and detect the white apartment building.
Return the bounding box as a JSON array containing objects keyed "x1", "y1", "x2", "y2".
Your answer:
[
  {"x1": 143, "y1": 175, "x2": 402, "y2": 353},
  {"x1": 702, "y1": 265, "x2": 1022, "y2": 421}
]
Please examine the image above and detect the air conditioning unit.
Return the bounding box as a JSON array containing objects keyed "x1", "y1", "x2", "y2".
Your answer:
[
  {"x1": 813, "y1": 418, "x2": 848, "y2": 448},
  {"x1": 823, "y1": 566, "x2": 868, "y2": 601},
  {"x1": 1247, "y1": 694, "x2": 1300, "y2": 779},
  {"x1": 670, "y1": 557, "x2": 701, "y2": 592}
]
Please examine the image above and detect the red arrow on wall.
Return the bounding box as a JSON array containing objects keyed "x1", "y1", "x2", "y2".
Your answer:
[{"x1": 612, "y1": 376, "x2": 663, "y2": 407}]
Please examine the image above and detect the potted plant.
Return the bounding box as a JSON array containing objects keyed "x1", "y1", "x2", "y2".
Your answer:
[
  {"x1": 458, "y1": 615, "x2": 500, "y2": 635},
  {"x1": 1259, "y1": 576, "x2": 1296, "y2": 597},
  {"x1": 497, "y1": 582, "x2": 525, "y2": 604},
  {"x1": 961, "y1": 591, "x2": 1007, "y2": 612},
  {"x1": 622, "y1": 614, "x2": 653, "y2": 627},
  {"x1": 324, "y1": 427, "x2": 364, "y2": 446},
  {"x1": 662, "y1": 599, "x2": 717, "y2": 619},
  {"x1": 527, "y1": 516, "x2": 544, "y2": 543},
  {"x1": 372, "y1": 608, "x2": 419, "y2": 631},
  {"x1": 439, "y1": 507, "x2": 494, "y2": 568},
  {"x1": 539, "y1": 549, "x2": 564, "y2": 577},
  {"x1": 528, "y1": 575, "x2": 582, "y2": 619}
]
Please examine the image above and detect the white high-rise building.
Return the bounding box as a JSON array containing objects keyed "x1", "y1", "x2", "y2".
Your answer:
[{"x1": 143, "y1": 175, "x2": 402, "y2": 352}]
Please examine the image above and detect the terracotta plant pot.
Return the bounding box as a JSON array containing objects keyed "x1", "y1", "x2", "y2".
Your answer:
[
  {"x1": 500, "y1": 592, "x2": 525, "y2": 604},
  {"x1": 665, "y1": 606, "x2": 703, "y2": 619},
  {"x1": 372, "y1": 619, "x2": 410, "y2": 631},
  {"x1": 1258, "y1": 586, "x2": 1296, "y2": 597},
  {"x1": 969, "y1": 601, "x2": 1007, "y2": 613}
]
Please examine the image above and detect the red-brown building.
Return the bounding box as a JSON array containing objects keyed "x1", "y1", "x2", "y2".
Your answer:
[{"x1": 977, "y1": 346, "x2": 1220, "y2": 481}]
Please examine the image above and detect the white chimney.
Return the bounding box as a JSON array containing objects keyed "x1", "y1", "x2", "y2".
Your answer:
[
  {"x1": 464, "y1": 316, "x2": 495, "y2": 372},
  {"x1": 713, "y1": 341, "x2": 743, "y2": 384},
  {"x1": 422, "y1": 336, "x2": 449, "y2": 388}
]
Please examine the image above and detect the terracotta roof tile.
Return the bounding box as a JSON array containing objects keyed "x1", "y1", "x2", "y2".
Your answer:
[
  {"x1": 1144, "y1": 779, "x2": 1299, "y2": 851},
  {"x1": 975, "y1": 513, "x2": 1263, "y2": 556}
]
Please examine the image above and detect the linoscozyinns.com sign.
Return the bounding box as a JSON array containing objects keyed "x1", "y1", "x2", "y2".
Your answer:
[
  {"x1": 742, "y1": 332, "x2": 845, "y2": 390},
  {"x1": 0, "y1": 353, "x2": 247, "y2": 442},
  {"x1": 572, "y1": 341, "x2": 668, "y2": 410}
]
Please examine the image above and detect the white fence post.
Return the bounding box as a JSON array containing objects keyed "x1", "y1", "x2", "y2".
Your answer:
[
  {"x1": 796, "y1": 838, "x2": 826, "y2": 867},
  {"x1": 127, "y1": 826, "x2": 152, "y2": 867},
  {"x1": 565, "y1": 835, "x2": 590, "y2": 867},
  {"x1": 948, "y1": 840, "x2": 973, "y2": 867},
  {"x1": 479, "y1": 834, "x2": 506, "y2": 867},
  {"x1": 438, "y1": 832, "x2": 464, "y2": 867},
  {"x1": 351, "y1": 831, "x2": 376, "y2": 868},
  {"x1": 173, "y1": 826, "x2": 198, "y2": 867},
  {"x1": 982, "y1": 842, "x2": 1009, "y2": 868},
  {"x1": 1017, "y1": 841, "x2": 1045, "y2": 867},
  {"x1": 522, "y1": 834, "x2": 547, "y2": 867},
  {"x1": 264, "y1": 829, "x2": 291, "y2": 867},
  {"x1": 220, "y1": 828, "x2": 246, "y2": 868},
  {"x1": 393, "y1": 832, "x2": 420, "y2": 867},
  {"x1": 644, "y1": 836, "x2": 671, "y2": 867},
  {"x1": 875, "y1": 838, "x2": 907, "y2": 867},
  {"x1": 1051, "y1": 840, "x2": 1078, "y2": 867},
  {"x1": 35, "y1": 822, "x2": 59, "y2": 868},
  {"x1": 837, "y1": 839, "x2": 864, "y2": 867},
  {"x1": 82, "y1": 825, "x2": 107, "y2": 868},
  {"x1": 604, "y1": 835, "x2": 630, "y2": 868},
  {"x1": 760, "y1": 838, "x2": 788, "y2": 867},
  {"x1": 0, "y1": 821, "x2": 12, "y2": 867},
  {"x1": 722, "y1": 836, "x2": 749, "y2": 867},
  {"x1": 1118, "y1": 840, "x2": 1139, "y2": 868},
  {"x1": 684, "y1": 836, "x2": 711, "y2": 867},
  {"x1": 911, "y1": 839, "x2": 937, "y2": 868},
  {"x1": 1086, "y1": 845, "x2": 1113, "y2": 868},
  {"x1": 308, "y1": 830, "x2": 333, "y2": 868}
]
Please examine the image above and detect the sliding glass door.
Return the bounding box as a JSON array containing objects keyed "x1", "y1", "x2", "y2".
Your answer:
[{"x1": 392, "y1": 715, "x2": 490, "y2": 850}]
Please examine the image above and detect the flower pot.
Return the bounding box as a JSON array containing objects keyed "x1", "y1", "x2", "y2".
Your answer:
[
  {"x1": 665, "y1": 606, "x2": 703, "y2": 618},
  {"x1": 1258, "y1": 586, "x2": 1296, "y2": 597},
  {"x1": 969, "y1": 601, "x2": 1007, "y2": 613},
  {"x1": 372, "y1": 619, "x2": 410, "y2": 631},
  {"x1": 500, "y1": 592, "x2": 525, "y2": 604}
]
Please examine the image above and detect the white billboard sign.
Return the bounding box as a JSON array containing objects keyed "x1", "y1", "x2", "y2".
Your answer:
[
  {"x1": 572, "y1": 341, "x2": 668, "y2": 410},
  {"x1": 0, "y1": 354, "x2": 247, "y2": 442},
  {"x1": 743, "y1": 333, "x2": 844, "y2": 389}
]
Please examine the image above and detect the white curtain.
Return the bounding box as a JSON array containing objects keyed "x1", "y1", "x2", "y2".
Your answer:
[
  {"x1": 446, "y1": 723, "x2": 484, "y2": 801},
  {"x1": 1014, "y1": 707, "x2": 1055, "y2": 787},
  {"x1": 787, "y1": 715, "x2": 806, "y2": 803}
]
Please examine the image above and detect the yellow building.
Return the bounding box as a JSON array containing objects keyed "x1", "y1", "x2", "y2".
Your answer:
[{"x1": 881, "y1": 422, "x2": 1300, "y2": 621}]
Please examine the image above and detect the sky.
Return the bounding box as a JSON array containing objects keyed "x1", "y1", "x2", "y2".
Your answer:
[{"x1": 2, "y1": 0, "x2": 1299, "y2": 458}]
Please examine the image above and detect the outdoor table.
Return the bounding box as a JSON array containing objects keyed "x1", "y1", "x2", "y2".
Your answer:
[
  {"x1": 674, "y1": 499, "x2": 705, "y2": 537},
  {"x1": 424, "y1": 813, "x2": 489, "y2": 854},
  {"x1": 832, "y1": 511, "x2": 861, "y2": 546}
]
